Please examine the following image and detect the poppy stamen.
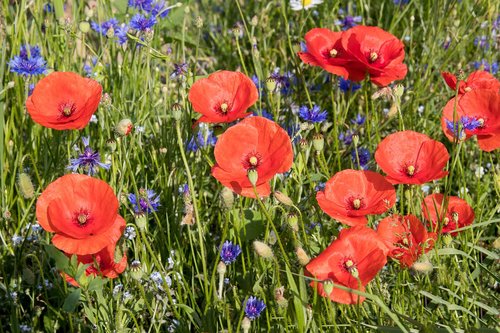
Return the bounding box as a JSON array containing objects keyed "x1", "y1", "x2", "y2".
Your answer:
[
  {"x1": 59, "y1": 101, "x2": 77, "y2": 118},
  {"x1": 452, "y1": 212, "x2": 459, "y2": 223},
  {"x1": 369, "y1": 51, "x2": 378, "y2": 63},
  {"x1": 74, "y1": 209, "x2": 91, "y2": 226},
  {"x1": 242, "y1": 151, "x2": 263, "y2": 170},
  {"x1": 329, "y1": 48, "x2": 338, "y2": 58},
  {"x1": 353, "y1": 199, "x2": 361, "y2": 209},
  {"x1": 406, "y1": 165, "x2": 415, "y2": 176}
]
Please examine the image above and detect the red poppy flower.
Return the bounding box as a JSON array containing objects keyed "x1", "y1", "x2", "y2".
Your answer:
[
  {"x1": 211, "y1": 116, "x2": 293, "y2": 198},
  {"x1": 441, "y1": 89, "x2": 500, "y2": 152},
  {"x1": 316, "y1": 169, "x2": 396, "y2": 226},
  {"x1": 441, "y1": 70, "x2": 500, "y2": 95},
  {"x1": 26, "y1": 72, "x2": 102, "y2": 130},
  {"x1": 298, "y1": 28, "x2": 350, "y2": 78},
  {"x1": 188, "y1": 70, "x2": 258, "y2": 124},
  {"x1": 63, "y1": 243, "x2": 127, "y2": 287},
  {"x1": 306, "y1": 226, "x2": 387, "y2": 304},
  {"x1": 377, "y1": 214, "x2": 436, "y2": 267},
  {"x1": 342, "y1": 25, "x2": 407, "y2": 86},
  {"x1": 36, "y1": 174, "x2": 126, "y2": 255},
  {"x1": 375, "y1": 130, "x2": 449, "y2": 185},
  {"x1": 421, "y1": 193, "x2": 474, "y2": 236}
]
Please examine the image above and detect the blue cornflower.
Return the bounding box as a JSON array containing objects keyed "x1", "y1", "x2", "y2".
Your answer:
[
  {"x1": 314, "y1": 182, "x2": 326, "y2": 192},
  {"x1": 268, "y1": 68, "x2": 295, "y2": 94},
  {"x1": 130, "y1": 14, "x2": 156, "y2": 31},
  {"x1": 91, "y1": 18, "x2": 119, "y2": 35},
  {"x1": 244, "y1": 296, "x2": 266, "y2": 320},
  {"x1": 187, "y1": 125, "x2": 217, "y2": 152},
  {"x1": 128, "y1": 189, "x2": 160, "y2": 214},
  {"x1": 220, "y1": 241, "x2": 242, "y2": 265},
  {"x1": 335, "y1": 9, "x2": 362, "y2": 30},
  {"x1": 350, "y1": 114, "x2": 365, "y2": 126},
  {"x1": 299, "y1": 105, "x2": 327, "y2": 123},
  {"x1": 170, "y1": 62, "x2": 188, "y2": 79},
  {"x1": 128, "y1": 0, "x2": 154, "y2": 10},
  {"x1": 8, "y1": 45, "x2": 47, "y2": 76},
  {"x1": 147, "y1": 1, "x2": 170, "y2": 18},
  {"x1": 473, "y1": 35, "x2": 489, "y2": 49},
  {"x1": 12, "y1": 235, "x2": 23, "y2": 246},
  {"x1": 445, "y1": 116, "x2": 482, "y2": 139},
  {"x1": 472, "y1": 59, "x2": 498, "y2": 74},
  {"x1": 351, "y1": 147, "x2": 371, "y2": 169},
  {"x1": 339, "y1": 129, "x2": 355, "y2": 145},
  {"x1": 68, "y1": 137, "x2": 110, "y2": 175},
  {"x1": 461, "y1": 116, "x2": 483, "y2": 131},
  {"x1": 338, "y1": 77, "x2": 361, "y2": 93}
]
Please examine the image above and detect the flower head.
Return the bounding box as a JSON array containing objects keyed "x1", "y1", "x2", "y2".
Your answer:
[
  {"x1": 26, "y1": 72, "x2": 102, "y2": 130},
  {"x1": 306, "y1": 226, "x2": 387, "y2": 304},
  {"x1": 375, "y1": 130, "x2": 449, "y2": 184},
  {"x1": 9, "y1": 45, "x2": 47, "y2": 76},
  {"x1": 68, "y1": 137, "x2": 110, "y2": 175},
  {"x1": 128, "y1": 189, "x2": 160, "y2": 214},
  {"x1": 211, "y1": 117, "x2": 293, "y2": 198},
  {"x1": 298, "y1": 105, "x2": 327, "y2": 123},
  {"x1": 244, "y1": 296, "x2": 266, "y2": 320},
  {"x1": 472, "y1": 60, "x2": 498, "y2": 74},
  {"x1": 220, "y1": 241, "x2": 242, "y2": 265},
  {"x1": 189, "y1": 70, "x2": 258, "y2": 125},
  {"x1": 187, "y1": 125, "x2": 217, "y2": 152},
  {"x1": 128, "y1": 0, "x2": 153, "y2": 11},
  {"x1": 36, "y1": 174, "x2": 126, "y2": 255},
  {"x1": 334, "y1": 9, "x2": 362, "y2": 30},
  {"x1": 170, "y1": 62, "x2": 188, "y2": 79},
  {"x1": 130, "y1": 14, "x2": 156, "y2": 31},
  {"x1": 351, "y1": 147, "x2": 370, "y2": 169},
  {"x1": 422, "y1": 194, "x2": 474, "y2": 236},
  {"x1": 339, "y1": 78, "x2": 361, "y2": 93},
  {"x1": 316, "y1": 169, "x2": 396, "y2": 226},
  {"x1": 441, "y1": 70, "x2": 500, "y2": 95}
]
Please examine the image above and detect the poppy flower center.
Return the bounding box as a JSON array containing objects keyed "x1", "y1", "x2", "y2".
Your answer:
[
  {"x1": 73, "y1": 209, "x2": 92, "y2": 227},
  {"x1": 347, "y1": 196, "x2": 365, "y2": 211},
  {"x1": 464, "y1": 87, "x2": 472, "y2": 92},
  {"x1": 340, "y1": 257, "x2": 359, "y2": 277},
  {"x1": 369, "y1": 51, "x2": 378, "y2": 63},
  {"x1": 353, "y1": 199, "x2": 361, "y2": 209},
  {"x1": 59, "y1": 101, "x2": 77, "y2": 117},
  {"x1": 443, "y1": 217, "x2": 450, "y2": 225},
  {"x1": 451, "y1": 211, "x2": 459, "y2": 223},
  {"x1": 218, "y1": 102, "x2": 230, "y2": 115},
  {"x1": 329, "y1": 48, "x2": 338, "y2": 58},
  {"x1": 242, "y1": 151, "x2": 263, "y2": 170},
  {"x1": 406, "y1": 165, "x2": 415, "y2": 176}
]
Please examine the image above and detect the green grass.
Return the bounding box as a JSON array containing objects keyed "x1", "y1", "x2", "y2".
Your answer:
[{"x1": 1, "y1": 0, "x2": 499, "y2": 332}]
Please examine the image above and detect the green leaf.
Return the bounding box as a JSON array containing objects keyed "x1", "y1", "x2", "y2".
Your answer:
[
  {"x1": 63, "y1": 289, "x2": 81, "y2": 312},
  {"x1": 236, "y1": 209, "x2": 265, "y2": 241},
  {"x1": 53, "y1": 0, "x2": 64, "y2": 19},
  {"x1": 44, "y1": 245, "x2": 69, "y2": 271},
  {"x1": 87, "y1": 276, "x2": 107, "y2": 292}
]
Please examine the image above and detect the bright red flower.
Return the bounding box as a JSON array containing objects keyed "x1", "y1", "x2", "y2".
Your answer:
[
  {"x1": 306, "y1": 226, "x2": 388, "y2": 305},
  {"x1": 441, "y1": 89, "x2": 500, "y2": 152},
  {"x1": 342, "y1": 25, "x2": 407, "y2": 86},
  {"x1": 377, "y1": 214, "x2": 436, "y2": 267},
  {"x1": 441, "y1": 70, "x2": 500, "y2": 95},
  {"x1": 188, "y1": 70, "x2": 258, "y2": 124},
  {"x1": 316, "y1": 169, "x2": 396, "y2": 226},
  {"x1": 211, "y1": 116, "x2": 293, "y2": 198},
  {"x1": 421, "y1": 194, "x2": 474, "y2": 236},
  {"x1": 26, "y1": 72, "x2": 102, "y2": 130},
  {"x1": 374, "y1": 130, "x2": 449, "y2": 185},
  {"x1": 298, "y1": 28, "x2": 351, "y2": 78},
  {"x1": 36, "y1": 174, "x2": 126, "y2": 255},
  {"x1": 63, "y1": 243, "x2": 127, "y2": 287}
]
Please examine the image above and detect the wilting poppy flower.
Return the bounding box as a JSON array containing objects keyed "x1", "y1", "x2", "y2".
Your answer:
[
  {"x1": 298, "y1": 28, "x2": 351, "y2": 78},
  {"x1": 316, "y1": 169, "x2": 396, "y2": 226},
  {"x1": 421, "y1": 193, "x2": 474, "y2": 236},
  {"x1": 375, "y1": 130, "x2": 449, "y2": 185},
  {"x1": 36, "y1": 174, "x2": 126, "y2": 255},
  {"x1": 26, "y1": 72, "x2": 102, "y2": 130},
  {"x1": 377, "y1": 214, "x2": 436, "y2": 267},
  {"x1": 188, "y1": 70, "x2": 258, "y2": 124},
  {"x1": 306, "y1": 226, "x2": 387, "y2": 304},
  {"x1": 441, "y1": 89, "x2": 500, "y2": 152},
  {"x1": 63, "y1": 243, "x2": 127, "y2": 287},
  {"x1": 441, "y1": 70, "x2": 500, "y2": 95},
  {"x1": 342, "y1": 25, "x2": 407, "y2": 86},
  {"x1": 211, "y1": 116, "x2": 293, "y2": 198}
]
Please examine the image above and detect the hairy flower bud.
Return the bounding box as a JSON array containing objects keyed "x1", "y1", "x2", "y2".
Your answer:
[{"x1": 253, "y1": 240, "x2": 274, "y2": 259}]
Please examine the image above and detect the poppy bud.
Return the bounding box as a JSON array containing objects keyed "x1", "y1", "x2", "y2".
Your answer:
[
  {"x1": 412, "y1": 260, "x2": 433, "y2": 274},
  {"x1": 287, "y1": 213, "x2": 299, "y2": 232},
  {"x1": 323, "y1": 280, "x2": 334, "y2": 296},
  {"x1": 242, "y1": 317, "x2": 251, "y2": 333},
  {"x1": 299, "y1": 138, "x2": 308, "y2": 150},
  {"x1": 18, "y1": 173, "x2": 35, "y2": 199},
  {"x1": 274, "y1": 286, "x2": 289, "y2": 308},
  {"x1": 393, "y1": 84, "x2": 404, "y2": 98},
  {"x1": 253, "y1": 240, "x2": 274, "y2": 259},
  {"x1": 352, "y1": 134, "x2": 359, "y2": 147},
  {"x1": 274, "y1": 191, "x2": 294, "y2": 207},
  {"x1": 172, "y1": 103, "x2": 183, "y2": 121},
  {"x1": 130, "y1": 260, "x2": 144, "y2": 280},
  {"x1": 251, "y1": 16, "x2": 258, "y2": 27},
  {"x1": 247, "y1": 169, "x2": 258, "y2": 187},
  {"x1": 443, "y1": 234, "x2": 453, "y2": 246},
  {"x1": 295, "y1": 247, "x2": 310, "y2": 266},
  {"x1": 268, "y1": 230, "x2": 277, "y2": 245},
  {"x1": 232, "y1": 26, "x2": 241, "y2": 38},
  {"x1": 106, "y1": 139, "x2": 117, "y2": 152},
  {"x1": 220, "y1": 187, "x2": 234, "y2": 209},
  {"x1": 135, "y1": 212, "x2": 148, "y2": 230},
  {"x1": 194, "y1": 16, "x2": 203, "y2": 28},
  {"x1": 115, "y1": 119, "x2": 133, "y2": 136},
  {"x1": 217, "y1": 261, "x2": 227, "y2": 275},
  {"x1": 312, "y1": 133, "x2": 324, "y2": 152}
]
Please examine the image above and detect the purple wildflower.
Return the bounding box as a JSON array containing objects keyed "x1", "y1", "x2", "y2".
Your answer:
[
  {"x1": 299, "y1": 105, "x2": 327, "y2": 123},
  {"x1": 67, "y1": 137, "x2": 110, "y2": 175},
  {"x1": 128, "y1": 189, "x2": 160, "y2": 214},
  {"x1": 220, "y1": 241, "x2": 241, "y2": 265},
  {"x1": 130, "y1": 14, "x2": 156, "y2": 31},
  {"x1": 8, "y1": 45, "x2": 47, "y2": 76},
  {"x1": 244, "y1": 296, "x2": 266, "y2": 320}
]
